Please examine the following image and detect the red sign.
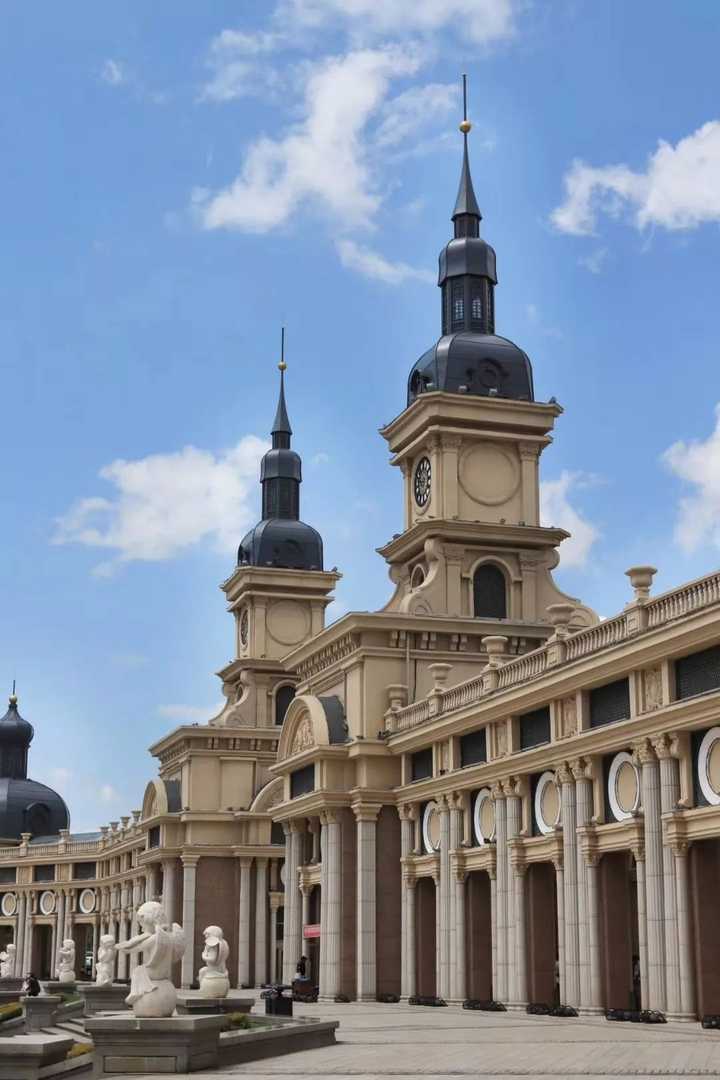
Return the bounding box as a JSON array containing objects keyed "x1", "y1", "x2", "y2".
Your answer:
[{"x1": 303, "y1": 923, "x2": 321, "y2": 939}]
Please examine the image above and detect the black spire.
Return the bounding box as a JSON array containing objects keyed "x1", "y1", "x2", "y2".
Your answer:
[
  {"x1": 271, "y1": 328, "x2": 292, "y2": 448},
  {"x1": 0, "y1": 688, "x2": 34, "y2": 780},
  {"x1": 452, "y1": 75, "x2": 481, "y2": 234}
]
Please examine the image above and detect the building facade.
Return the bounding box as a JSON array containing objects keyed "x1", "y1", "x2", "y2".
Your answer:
[{"x1": 2, "y1": 114, "x2": 720, "y2": 1023}]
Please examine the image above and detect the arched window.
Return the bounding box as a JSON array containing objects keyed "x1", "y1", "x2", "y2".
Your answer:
[
  {"x1": 473, "y1": 564, "x2": 507, "y2": 619},
  {"x1": 275, "y1": 685, "x2": 295, "y2": 726}
]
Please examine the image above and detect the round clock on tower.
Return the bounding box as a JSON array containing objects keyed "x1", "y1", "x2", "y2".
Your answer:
[{"x1": 413, "y1": 457, "x2": 431, "y2": 508}]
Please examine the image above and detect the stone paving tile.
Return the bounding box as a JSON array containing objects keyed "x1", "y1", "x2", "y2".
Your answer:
[{"x1": 123, "y1": 1001, "x2": 720, "y2": 1079}]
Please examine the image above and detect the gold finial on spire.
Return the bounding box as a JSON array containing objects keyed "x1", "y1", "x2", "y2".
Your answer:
[
  {"x1": 278, "y1": 326, "x2": 287, "y2": 372},
  {"x1": 459, "y1": 73, "x2": 472, "y2": 134},
  {"x1": 9, "y1": 679, "x2": 17, "y2": 706}
]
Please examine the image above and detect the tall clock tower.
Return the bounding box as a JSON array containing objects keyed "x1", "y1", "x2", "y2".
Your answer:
[
  {"x1": 379, "y1": 108, "x2": 596, "y2": 631},
  {"x1": 213, "y1": 358, "x2": 339, "y2": 730}
]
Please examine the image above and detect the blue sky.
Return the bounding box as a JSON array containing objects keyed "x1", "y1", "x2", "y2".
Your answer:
[{"x1": 2, "y1": 0, "x2": 720, "y2": 830}]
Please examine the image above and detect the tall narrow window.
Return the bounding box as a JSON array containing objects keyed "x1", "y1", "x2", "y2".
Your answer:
[
  {"x1": 451, "y1": 281, "x2": 464, "y2": 330},
  {"x1": 473, "y1": 564, "x2": 507, "y2": 619},
  {"x1": 275, "y1": 685, "x2": 295, "y2": 726},
  {"x1": 471, "y1": 282, "x2": 483, "y2": 328}
]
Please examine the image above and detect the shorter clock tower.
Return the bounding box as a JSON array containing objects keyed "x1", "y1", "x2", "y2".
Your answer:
[
  {"x1": 379, "y1": 113, "x2": 596, "y2": 632},
  {"x1": 213, "y1": 359, "x2": 340, "y2": 730}
]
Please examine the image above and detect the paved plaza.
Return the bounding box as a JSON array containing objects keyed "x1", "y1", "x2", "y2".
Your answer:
[{"x1": 129, "y1": 999, "x2": 720, "y2": 1080}]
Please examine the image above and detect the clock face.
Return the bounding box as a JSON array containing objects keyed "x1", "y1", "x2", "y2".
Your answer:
[
  {"x1": 414, "y1": 456, "x2": 431, "y2": 508},
  {"x1": 240, "y1": 609, "x2": 249, "y2": 646}
]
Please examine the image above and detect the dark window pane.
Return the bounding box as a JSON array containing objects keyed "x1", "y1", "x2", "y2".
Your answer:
[
  {"x1": 519, "y1": 706, "x2": 551, "y2": 750},
  {"x1": 271, "y1": 821, "x2": 285, "y2": 845},
  {"x1": 148, "y1": 826, "x2": 161, "y2": 849},
  {"x1": 676, "y1": 645, "x2": 720, "y2": 700},
  {"x1": 0, "y1": 867, "x2": 16, "y2": 884},
  {"x1": 290, "y1": 765, "x2": 315, "y2": 798},
  {"x1": 275, "y1": 685, "x2": 295, "y2": 726},
  {"x1": 460, "y1": 729, "x2": 487, "y2": 767},
  {"x1": 73, "y1": 862, "x2": 97, "y2": 880},
  {"x1": 34, "y1": 864, "x2": 55, "y2": 882},
  {"x1": 474, "y1": 565, "x2": 507, "y2": 618},
  {"x1": 589, "y1": 679, "x2": 630, "y2": 729},
  {"x1": 411, "y1": 748, "x2": 433, "y2": 781}
]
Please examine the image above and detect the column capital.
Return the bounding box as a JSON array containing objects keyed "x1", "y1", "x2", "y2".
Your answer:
[
  {"x1": 352, "y1": 802, "x2": 382, "y2": 823},
  {"x1": 289, "y1": 818, "x2": 307, "y2": 834},
  {"x1": 650, "y1": 733, "x2": 673, "y2": 760},
  {"x1": 491, "y1": 781, "x2": 505, "y2": 800},
  {"x1": 319, "y1": 808, "x2": 339, "y2": 826},
  {"x1": 181, "y1": 855, "x2": 199, "y2": 869},
  {"x1": 570, "y1": 757, "x2": 590, "y2": 782},
  {"x1": 671, "y1": 839, "x2": 690, "y2": 858},
  {"x1": 632, "y1": 737, "x2": 657, "y2": 766},
  {"x1": 630, "y1": 842, "x2": 645, "y2": 863},
  {"x1": 557, "y1": 761, "x2": 575, "y2": 785},
  {"x1": 398, "y1": 803, "x2": 417, "y2": 822},
  {"x1": 237, "y1": 855, "x2": 254, "y2": 870}
]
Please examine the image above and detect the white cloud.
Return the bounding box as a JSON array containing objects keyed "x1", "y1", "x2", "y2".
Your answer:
[
  {"x1": 551, "y1": 121, "x2": 720, "y2": 236},
  {"x1": 311, "y1": 452, "x2": 330, "y2": 465},
  {"x1": 336, "y1": 238, "x2": 433, "y2": 285},
  {"x1": 101, "y1": 59, "x2": 127, "y2": 86},
  {"x1": 578, "y1": 247, "x2": 608, "y2": 274},
  {"x1": 375, "y1": 83, "x2": 456, "y2": 148},
  {"x1": 279, "y1": 0, "x2": 516, "y2": 44},
  {"x1": 157, "y1": 704, "x2": 224, "y2": 723},
  {"x1": 53, "y1": 436, "x2": 268, "y2": 575},
  {"x1": 196, "y1": 46, "x2": 422, "y2": 234},
  {"x1": 199, "y1": 29, "x2": 283, "y2": 103},
  {"x1": 99, "y1": 784, "x2": 120, "y2": 804},
  {"x1": 540, "y1": 471, "x2": 599, "y2": 568},
  {"x1": 49, "y1": 767, "x2": 73, "y2": 788},
  {"x1": 663, "y1": 404, "x2": 720, "y2": 553}
]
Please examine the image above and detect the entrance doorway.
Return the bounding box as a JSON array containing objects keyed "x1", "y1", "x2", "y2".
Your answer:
[
  {"x1": 690, "y1": 837, "x2": 720, "y2": 1018},
  {"x1": 304, "y1": 886, "x2": 321, "y2": 988},
  {"x1": 415, "y1": 877, "x2": 436, "y2": 997},
  {"x1": 526, "y1": 862, "x2": 559, "y2": 1006},
  {"x1": 599, "y1": 851, "x2": 640, "y2": 1011},
  {"x1": 466, "y1": 871, "x2": 492, "y2": 1001},
  {"x1": 32, "y1": 925, "x2": 53, "y2": 979},
  {"x1": 74, "y1": 924, "x2": 95, "y2": 980}
]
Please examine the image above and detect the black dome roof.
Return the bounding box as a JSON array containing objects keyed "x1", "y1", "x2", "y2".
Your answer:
[
  {"x1": 238, "y1": 518, "x2": 323, "y2": 571},
  {"x1": 0, "y1": 777, "x2": 69, "y2": 841},
  {"x1": 408, "y1": 332, "x2": 534, "y2": 406},
  {"x1": 0, "y1": 698, "x2": 33, "y2": 748}
]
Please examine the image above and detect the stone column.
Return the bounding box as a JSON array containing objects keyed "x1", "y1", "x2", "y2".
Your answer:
[
  {"x1": 252, "y1": 858, "x2": 268, "y2": 987},
  {"x1": 505, "y1": 781, "x2": 521, "y2": 1005},
  {"x1": 129, "y1": 880, "x2": 141, "y2": 974},
  {"x1": 512, "y1": 860, "x2": 528, "y2": 1008},
  {"x1": 559, "y1": 764, "x2": 579, "y2": 1007},
  {"x1": 161, "y1": 859, "x2": 177, "y2": 923},
  {"x1": 573, "y1": 760, "x2": 592, "y2": 1010},
  {"x1": 553, "y1": 857, "x2": 565, "y2": 1005},
  {"x1": 406, "y1": 878, "x2": 417, "y2": 999},
  {"x1": 637, "y1": 740, "x2": 665, "y2": 1010},
  {"x1": 180, "y1": 857, "x2": 198, "y2": 989},
  {"x1": 399, "y1": 806, "x2": 414, "y2": 1000},
  {"x1": 282, "y1": 822, "x2": 303, "y2": 984},
  {"x1": 585, "y1": 852, "x2": 602, "y2": 1011},
  {"x1": 319, "y1": 821, "x2": 328, "y2": 993},
  {"x1": 355, "y1": 804, "x2": 380, "y2": 1002},
  {"x1": 23, "y1": 894, "x2": 33, "y2": 975},
  {"x1": 54, "y1": 891, "x2": 66, "y2": 977},
  {"x1": 437, "y1": 796, "x2": 451, "y2": 1000},
  {"x1": 634, "y1": 847, "x2": 648, "y2": 1009},
  {"x1": 449, "y1": 795, "x2": 464, "y2": 1002},
  {"x1": 489, "y1": 867, "x2": 497, "y2": 998},
  {"x1": 493, "y1": 785, "x2": 508, "y2": 1002},
  {"x1": 653, "y1": 735, "x2": 682, "y2": 1017},
  {"x1": 673, "y1": 841, "x2": 695, "y2": 1019},
  {"x1": 15, "y1": 892, "x2": 26, "y2": 977},
  {"x1": 320, "y1": 810, "x2": 342, "y2": 1001},
  {"x1": 117, "y1": 909, "x2": 128, "y2": 980},
  {"x1": 237, "y1": 857, "x2": 253, "y2": 988},
  {"x1": 269, "y1": 895, "x2": 282, "y2": 983}
]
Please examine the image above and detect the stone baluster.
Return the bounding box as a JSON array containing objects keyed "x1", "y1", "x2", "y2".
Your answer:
[
  {"x1": 237, "y1": 857, "x2": 253, "y2": 988},
  {"x1": 354, "y1": 804, "x2": 380, "y2": 1002},
  {"x1": 180, "y1": 857, "x2": 198, "y2": 989},
  {"x1": 558, "y1": 763, "x2": 579, "y2": 1007},
  {"x1": 636, "y1": 739, "x2": 665, "y2": 1010}
]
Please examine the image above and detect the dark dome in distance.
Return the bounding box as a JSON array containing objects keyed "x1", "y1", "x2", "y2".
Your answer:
[
  {"x1": 238, "y1": 519, "x2": 323, "y2": 571},
  {"x1": 0, "y1": 697, "x2": 33, "y2": 748},
  {"x1": 408, "y1": 332, "x2": 534, "y2": 406},
  {"x1": 0, "y1": 777, "x2": 69, "y2": 841}
]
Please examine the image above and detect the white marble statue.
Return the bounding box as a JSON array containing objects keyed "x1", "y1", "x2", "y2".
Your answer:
[
  {"x1": 0, "y1": 944, "x2": 16, "y2": 979},
  {"x1": 95, "y1": 934, "x2": 116, "y2": 987},
  {"x1": 197, "y1": 925, "x2": 230, "y2": 998},
  {"x1": 115, "y1": 900, "x2": 185, "y2": 1017},
  {"x1": 57, "y1": 939, "x2": 76, "y2": 983}
]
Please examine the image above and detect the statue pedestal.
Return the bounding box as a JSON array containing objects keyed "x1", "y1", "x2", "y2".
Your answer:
[
  {"x1": 22, "y1": 994, "x2": 62, "y2": 1032},
  {"x1": 0, "y1": 978, "x2": 23, "y2": 994},
  {"x1": 175, "y1": 990, "x2": 254, "y2": 1016},
  {"x1": 77, "y1": 982, "x2": 130, "y2": 1015},
  {"x1": 42, "y1": 980, "x2": 76, "y2": 995},
  {"x1": 85, "y1": 1014, "x2": 226, "y2": 1076},
  {"x1": 0, "y1": 1033, "x2": 74, "y2": 1080}
]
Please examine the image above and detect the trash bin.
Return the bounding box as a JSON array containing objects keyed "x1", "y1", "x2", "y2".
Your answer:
[{"x1": 263, "y1": 984, "x2": 293, "y2": 1017}]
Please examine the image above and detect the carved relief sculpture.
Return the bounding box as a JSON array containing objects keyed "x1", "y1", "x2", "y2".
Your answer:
[
  {"x1": 95, "y1": 934, "x2": 116, "y2": 987},
  {"x1": 0, "y1": 944, "x2": 15, "y2": 979},
  {"x1": 642, "y1": 666, "x2": 663, "y2": 712},
  {"x1": 115, "y1": 900, "x2": 186, "y2": 1017},
  {"x1": 291, "y1": 716, "x2": 314, "y2": 755},
  {"x1": 560, "y1": 695, "x2": 577, "y2": 739},
  {"x1": 197, "y1": 925, "x2": 230, "y2": 998},
  {"x1": 57, "y1": 939, "x2": 76, "y2": 983}
]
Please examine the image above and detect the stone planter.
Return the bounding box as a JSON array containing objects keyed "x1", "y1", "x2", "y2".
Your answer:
[
  {"x1": 77, "y1": 982, "x2": 130, "y2": 1015},
  {"x1": 22, "y1": 994, "x2": 62, "y2": 1032},
  {"x1": 175, "y1": 990, "x2": 254, "y2": 1016},
  {"x1": 218, "y1": 1016, "x2": 339, "y2": 1066},
  {"x1": 85, "y1": 1013, "x2": 226, "y2": 1076},
  {"x1": 0, "y1": 1033, "x2": 74, "y2": 1079}
]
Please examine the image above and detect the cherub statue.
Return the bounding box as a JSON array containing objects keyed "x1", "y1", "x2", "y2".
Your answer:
[
  {"x1": 197, "y1": 925, "x2": 229, "y2": 998},
  {"x1": 57, "y1": 939, "x2": 76, "y2": 983},
  {"x1": 95, "y1": 934, "x2": 116, "y2": 987},
  {"x1": 115, "y1": 900, "x2": 185, "y2": 1017},
  {"x1": 0, "y1": 944, "x2": 15, "y2": 979}
]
